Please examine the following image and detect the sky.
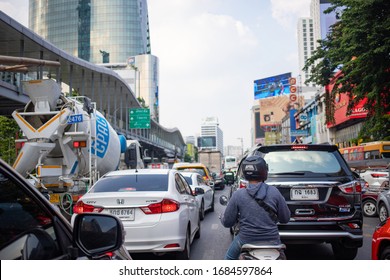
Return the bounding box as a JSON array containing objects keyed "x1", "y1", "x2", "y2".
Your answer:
[{"x1": 0, "y1": 0, "x2": 312, "y2": 150}]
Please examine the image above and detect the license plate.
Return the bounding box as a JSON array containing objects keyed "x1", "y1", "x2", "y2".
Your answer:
[
  {"x1": 109, "y1": 208, "x2": 135, "y2": 220},
  {"x1": 290, "y1": 188, "x2": 319, "y2": 200}
]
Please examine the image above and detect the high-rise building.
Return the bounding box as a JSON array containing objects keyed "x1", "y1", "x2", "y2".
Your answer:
[
  {"x1": 297, "y1": 17, "x2": 315, "y2": 86},
  {"x1": 298, "y1": 0, "x2": 339, "y2": 86},
  {"x1": 198, "y1": 117, "x2": 223, "y2": 153},
  {"x1": 29, "y1": 0, "x2": 151, "y2": 63},
  {"x1": 28, "y1": 0, "x2": 159, "y2": 120}
]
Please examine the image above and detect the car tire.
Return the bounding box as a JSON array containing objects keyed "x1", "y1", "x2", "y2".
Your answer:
[
  {"x1": 195, "y1": 219, "x2": 201, "y2": 239},
  {"x1": 209, "y1": 195, "x2": 215, "y2": 212},
  {"x1": 331, "y1": 242, "x2": 358, "y2": 260},
  {"x1": 378, "y1": 203, "x2": 389, "y2": 222},
  {"x1": 176, "y1": 229, "x2": 190, "y2": 260},
  {"x1": 379, "y1": 246, "x2": 390, "y2": 260},
  {"x1": 199, "y1": 200, "x2": 205, "y2": 220},
  {"x1": 362, "y1": 199, "x2": 377, "y2": 217}
]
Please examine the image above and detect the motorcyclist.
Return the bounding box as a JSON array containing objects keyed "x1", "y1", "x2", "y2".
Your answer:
[
  {"x1": 220, "y1": 155, "x2": 291, "y2": 260},
  {"x1": 223, "y1": 169, "x2": 235, "y2": 185}
]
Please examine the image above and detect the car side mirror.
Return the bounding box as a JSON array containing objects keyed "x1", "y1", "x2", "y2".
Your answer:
[
  {"x1": 208, "y1": 181, "x2": 215, "y2": 187},
  {"x1": 73, "y1": 213, "x2": 124, "y2": 257},
  {"x1": 195, "y1": 187, "x2": 205, "y2": 195},
  {"x1": 219, "y1": 195, "x2": 228, "y2": 206}
]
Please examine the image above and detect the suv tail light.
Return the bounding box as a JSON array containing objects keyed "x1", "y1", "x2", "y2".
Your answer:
[
  {"x1": 371, "y1": 173, "x2": 387, "y2": 178},
  {"x1": 239, "y1": 179, "x2": 248, "y2": 189},
  {"x1": 73, "y1": 201, "x2": 103, "y2": 214},
  {"x1": 140, "y1": 199, "x2": 180, "y2": 214},
  {"x1": 338, "y1": 180, "x2": 362, "y2": 194}
]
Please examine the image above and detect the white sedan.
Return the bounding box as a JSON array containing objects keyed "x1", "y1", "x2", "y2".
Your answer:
[
  {"x1": 180, "y1": 171, "x2": 215, "y2": 220},
  {"x1": 72, "y1": 169, "x2": 200, "y2": 259}
]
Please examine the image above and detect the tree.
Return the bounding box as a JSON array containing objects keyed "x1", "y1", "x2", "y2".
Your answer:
[
  {"x1": 0, "y1": 116, "x2": 20, "y2": 165},
  {"x1": 304, "y1": 0, "x2": 390, "y2": 140}
]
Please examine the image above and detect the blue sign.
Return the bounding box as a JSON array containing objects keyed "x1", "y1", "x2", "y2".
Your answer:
[
  {"x1": 91, "y1": 114, "x2": 110, "y2": 158},
  {"x1": 67, "y1": 114, "x2": 83, "y2": 124},
  {"x1": 290, "y1": 129, "x2": 309, "y2": 137}
]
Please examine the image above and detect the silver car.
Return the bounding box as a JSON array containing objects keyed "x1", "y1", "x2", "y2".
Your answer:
[
  {"x1": 377, "y1": 188, "x2": 390, "y2": 222},
  {"x1": 72, "y1": 168, "x2": 200, "y2": 259},
  {"x1": 180, "y1": 171, "x2": 215, "y2": 220}
]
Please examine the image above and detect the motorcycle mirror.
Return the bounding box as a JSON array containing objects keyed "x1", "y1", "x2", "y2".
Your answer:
[{"x1": 219, "y1": 195, "x2": 228, "y2": 206}]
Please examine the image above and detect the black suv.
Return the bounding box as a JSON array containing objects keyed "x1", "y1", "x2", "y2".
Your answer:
[{"x1": 236, "y1": 144, "x2": 363, "y2": 260}]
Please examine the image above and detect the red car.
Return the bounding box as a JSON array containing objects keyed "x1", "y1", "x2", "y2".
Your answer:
[{"x1": 372, "y1": 218, "x2": 390, "y2": 259}]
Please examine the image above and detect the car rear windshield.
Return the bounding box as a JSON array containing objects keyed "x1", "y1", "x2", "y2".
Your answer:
[
  {"x1": 177, "y1": 167, "x2": 206, "y2": 177},
  {"x1": 264, "y1": 150, "x2": 342, "y2": 174},
  {"x1": 89, "y1": 174, "x2": 169, "y2": 192}
]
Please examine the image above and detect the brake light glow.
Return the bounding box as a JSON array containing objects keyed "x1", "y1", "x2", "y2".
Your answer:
[
  {"x1": 140, "y1": 199, "x2": 180, "y2": 214},
  {"x1": 73, "y1": 201, "x2": 103, "y2": 214},
  {"x1": 371, "y1": 173, "x2": 387, "y2": 178},
  {"x1": 239, "y1": 179, "x2": 248, "y2": 189},
  {"x1": 338, "y1": 181, "x2": 362, "y2": 194},
  {"x1": 73, "y1": 141, "x2": 87, "y2": 148},
  {"x1": 291, "y1": 145, "x2": 308, "y2": 150}
]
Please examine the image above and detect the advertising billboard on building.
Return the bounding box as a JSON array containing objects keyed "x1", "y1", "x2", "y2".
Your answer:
[
  {"x1": 259, "y1": 95, "x2": 304, "y2": 127},
  {"x1": 326, "y1": 71, "x2": 368, "y2": 128},
  {"x1": 254, "y1": 73, "x2": 292, "y2": 100}
]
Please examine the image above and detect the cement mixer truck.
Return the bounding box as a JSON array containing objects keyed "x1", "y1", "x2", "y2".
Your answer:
[{"x1": 11, "y1": 79, "x2": 129, "y2": 216}]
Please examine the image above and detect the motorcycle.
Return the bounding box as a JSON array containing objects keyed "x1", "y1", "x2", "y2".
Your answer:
[{"x1": 219, "y1": 195, "x2": 286, "y2": 260}]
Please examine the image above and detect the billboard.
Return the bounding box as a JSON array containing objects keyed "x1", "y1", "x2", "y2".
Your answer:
[
  {"x1": 259, "y1": 95, "x2": 304, "y2": 127},
  {"x1": 326, "y1": 71, "x2": 368, "y2": 128},
  {"x1": 254, "y1": 73, "x2": 292, "y2": 100}
]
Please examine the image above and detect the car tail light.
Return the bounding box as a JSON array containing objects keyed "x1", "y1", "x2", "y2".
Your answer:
[
  {"x1": 371, "y1": 173, "x2": 387, "y2": 178},
  {"x1": 164, "y1": 243, "x2": 180, "y2": 248},
  {"x1": 338, "y1": 181, "x2": 362, "y2": 194},
  {"x1": 73, "y1": 141, "x2": 87, "y2": 148},
  {"x1": 239, "y1": 179, "x2": 248, "y2": 189},
  {"x1": 73, "y1": 201, "x2": 103, "y2": 214},
  {"x1": 140, "y1": 199, "x2": 180, "y2": 214}
]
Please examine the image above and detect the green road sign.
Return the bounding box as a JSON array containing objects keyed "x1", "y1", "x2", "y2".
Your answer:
[{"x1": 129, "y1": 108, "x2": 150, "y2": 129}]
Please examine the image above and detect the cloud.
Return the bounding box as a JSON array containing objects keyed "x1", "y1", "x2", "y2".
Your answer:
[
  {"x1": 0, "y1": 0, "x2": 29, "y2": 27},
  {"x1": 270, "y1": 0, "x2": 311, "y2": 28}
]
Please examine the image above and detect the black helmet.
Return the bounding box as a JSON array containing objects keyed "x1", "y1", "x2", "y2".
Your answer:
[{"x1": 242, "y1": 155, "x2": 268, "y2": 181}]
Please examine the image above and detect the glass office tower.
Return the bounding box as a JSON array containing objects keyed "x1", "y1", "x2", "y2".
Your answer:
[{"x1": 29, "y1": 0, "x2": 151, "y2": 64}]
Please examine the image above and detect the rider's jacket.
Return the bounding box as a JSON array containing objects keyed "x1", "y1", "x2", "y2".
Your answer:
[{"x1": 221, "y1": 182, "x2": 290, "y2": 244}]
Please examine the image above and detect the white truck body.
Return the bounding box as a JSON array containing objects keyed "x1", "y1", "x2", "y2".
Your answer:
[
  {"x1": 12, "y1": 79, "x2": 124, "y2": 200},
  {"x1": 198, "y1": 150, "x2": 222, "y2": 176}
]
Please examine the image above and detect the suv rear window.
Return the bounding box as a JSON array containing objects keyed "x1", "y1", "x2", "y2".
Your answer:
[
  {"x1": 264, "y1": 150, "x2": 342, "y2": 174},
  {"x1": 90, "y1": 175, "x2": 168, "y2": 192}
]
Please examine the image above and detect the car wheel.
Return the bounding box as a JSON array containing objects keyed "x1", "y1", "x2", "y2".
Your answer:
[
  {"x1": 195, "y1": 218, "x2": 201, "y2": 239},
  {"x1": 176, "y1": 229, "x2": 190, "y2": 260},
  {"x1": 209, "y1": 195, "x2": 215, "y2": 212},
  {"x1": 379, "y1": 246, "x2": 390, "y2": 260},
  {"x1": 331, "y1": 242, "x2": 358, "y2": 260},
  {"x1": 378, "y1": 203, "x2": 389, "y2": 222},
  {"x1": 362, "y1": 199, "x2": 377, "y2": 217},
  {"x1": 199, "y1": 200, "x2": 205, "y2": 221}
]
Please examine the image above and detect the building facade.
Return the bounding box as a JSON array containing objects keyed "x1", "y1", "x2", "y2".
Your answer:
[
  {"x1": 28, "y1": 0, "x2": 158, "y2": 120},
  {"x1": 198, "y1": 117, "x2": 224, "y2": 153},
  {"x1": 29, "y1": 0, "x2": 151, "y2": 64},
  {"x1": 297, "y1": 17, "x2": 315, "y2": 86}
]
